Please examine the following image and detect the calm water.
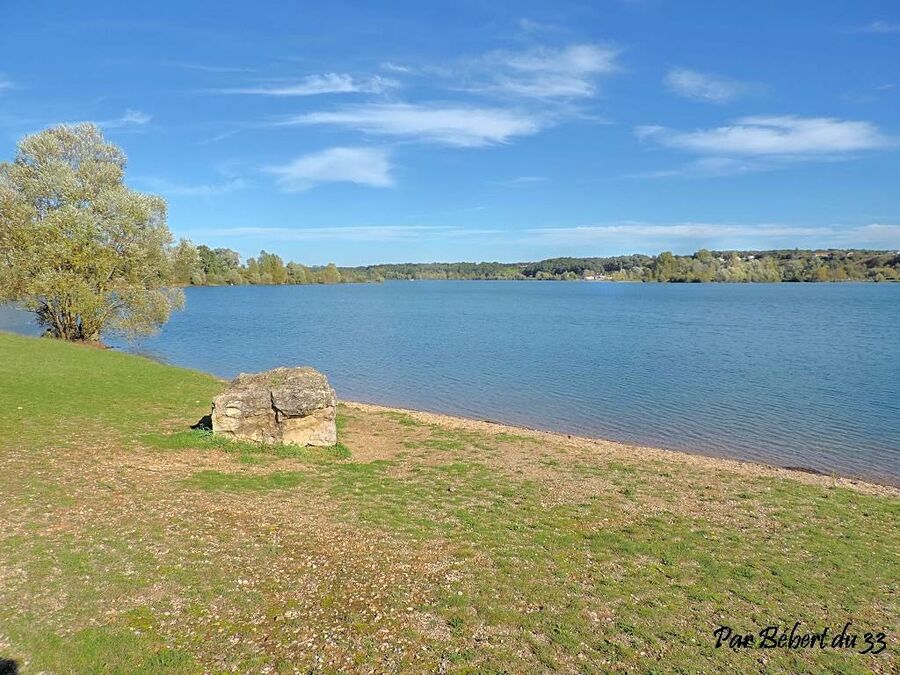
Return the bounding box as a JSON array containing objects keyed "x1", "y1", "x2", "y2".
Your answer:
[{"x1": 3, "y1": 282, "x2": 899, "y2": 485}]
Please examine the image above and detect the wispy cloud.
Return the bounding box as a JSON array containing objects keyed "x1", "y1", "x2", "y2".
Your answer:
[
  {"x1": 526, "y1": 222, "x2": 900, "y2": 249},
  {"x1": 182, "y1": 225, "x2": 498, "y2": 242},
  {"x1": 664, "y1": 68, "x2": 752, "y2": 104},
  {"x1": 624, "y1": 156, "x2": 770, "y2": 179},
  {"x1": 530, "y1": 223, "x2": 826, "y2": 241},
  {"x1": 380, "y1": 62, "x2": 412, "y2": 74},
  {"x1": 473, "y1": 43, "x2": 619, "y2": 99},
  {"x1": 401, "y1": 205, "x2": 487, "y2": 221},
  {"x1": 117, "y1": 109, "x2": 152, "y2": 125},
  {"x1": 516, "y1": 18, "x2": 563, "y2": 35},
  {"x1": 216, "y1": 73, "x2": 397, "y2": 96},
  {"x1": 280, "y1": 103, "x2": 543, "y2": 147},
  {"x1": 265, "y1": 147, "x2": 394, "y2": 192},
  {"x1": 637, "y1": 115, "x2": 894, "y2": 158},
  {"x1": 136, "y1": 176, "x2": 247, "y2": 197},
  {"x1": 261, "y1": 43, "x2": 614, "y2": 155},
  {"x1": 0, "y1": 74, "x2": 12, "y2": 92},
  {"x1": 853, "y1": 21, "x2": 900, "y2": 34},
  {"x1": 170, "y1": 62, "x2": 255, "y2": 73},
  {"x1": 495, "y1": 175, "x2": 548, "y2": 185},
  {"x1": 197, "y1": 129, "x2": 240, "y2": 145},
  {"x1": 91, "y1": 109, "x2": 152, "y2": 130},
  {"x1": 185, "y1": 221, "x2": 900, "y2": 249}
]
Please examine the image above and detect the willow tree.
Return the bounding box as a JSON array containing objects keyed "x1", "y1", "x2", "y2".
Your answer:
[{"x1": 0, "y1": 124, "x2": 182, "y2": 341}]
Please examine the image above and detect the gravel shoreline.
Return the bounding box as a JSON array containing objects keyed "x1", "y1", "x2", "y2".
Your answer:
[{"x1": 343, "y1": 400, "x2": 900, "y2": 498}]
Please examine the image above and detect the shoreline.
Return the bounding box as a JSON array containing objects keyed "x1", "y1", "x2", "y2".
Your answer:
[
  {"x1": 342, "y1": 400, "x2": 900, "y2": 497},
  {"x1": 175, "y1": 277, "x2": 898, "y2": 288},
  {"x1": 2, "y1": 329, "x2": 896, "y2": 495},
  {"x1": 5, "y1": 329, "x2": 899, "y2": 672}
]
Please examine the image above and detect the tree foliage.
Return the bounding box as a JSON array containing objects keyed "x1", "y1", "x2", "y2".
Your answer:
[
  {"x1": 172, "y1": 238, "x2": 201, "y2": 285},
  {"x1": 0, "y1": 124, "x2": 182, "y2": 340},
  {"x1": 343, "y1": 250, "x2": 898, "y2": 283},
  {"x1": 164, "y1": 245, "x2": 900, "y2": 287}
]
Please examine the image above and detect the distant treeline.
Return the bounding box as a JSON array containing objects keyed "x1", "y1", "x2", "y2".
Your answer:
[
  {"x1": 172, "y1": 242, "x2": 343, "y2": 286},
  {"x1": 172, "y1": 241, "x2": 900, "y2": 286}
]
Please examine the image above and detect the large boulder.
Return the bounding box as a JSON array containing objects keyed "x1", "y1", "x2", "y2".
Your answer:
[{"x1": 211, "y1": 367, "x2": 337, "y2": 446}]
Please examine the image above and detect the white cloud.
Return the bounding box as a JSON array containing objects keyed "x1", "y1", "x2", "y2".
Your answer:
[
  {"x1": 185, "y1": 222, "x2": 900, "y2": 249},
  {"x1": 217, "y1": 73, "x2": 397, "y2": 96},
  {"x1": 624, "y1": 156, "x2": 769, "y2": 179},
  {"x1": 637, "y1": 115, "x2": 894, "y2": 157},
  {"x1": 197, "y1": 129, "x2": 239, "y2": 145},
  {"x1": 531, "y1": 223, "x2": 824, "y2": 241},
  {"x1": 261, "y1": 43, "x2": 614, "y2": 155},
  {"x1": 281, "y1": 103, "x2": 543, "y2": 147},
  {"x1": 265, "y1": 147, "x2": 394, "y2": 192},
  {"x1": 664, "y1": 68, "x2": 750, "y2": 103},
  {"x1": 0, "y1": 74, "x2": 12, "y2": 92},
  {"x1": 95, "y1": 109, "x2": 152, "y2": 130},
  {"x1": 526, "y1": 222, "x2": 900, "y2": 249},
  {"x1": 500, "y1": 44, "x2": 618, "y2": 76},
  {"x1": 495, "y1": 175, "x2": 547, "y2": 185},
  {"x1": 138, "y1": 176, "x2": 247, "y2": 197},
  {"x1": 171, "y1": 62, "x2": 255, "y2": 73},
  {"x1": 182, "y1": 225, "x2": 499, "y2": 242},
  {"x1": 851, "y1": 223, "x2": 900, "y2": 245},
  {"x1": 119, "y1": 109, "x2": 152, "y2": 125},
  {"x1": 402, "y1": 204, "x2": 487, "y2": 220},
  {"x1": 375, "y1": 43, "x2": 618, "y2": 100},
  {"x1": 380, "y1": 62, "x2": 412, "y2": 74},
  {"x1": 516, "y1": 18, "x2": 561, "y2": 34},
  {"x1": 854, "y1": 21, "x2": 900, "y2": 34},
  {"x1": 477, "y1": 43, "x2": 619, "y2": 99}
]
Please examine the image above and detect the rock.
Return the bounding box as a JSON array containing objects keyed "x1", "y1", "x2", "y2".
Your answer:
[{"x1": 211, "y1": 367, "x2": 337, "y2": 446}]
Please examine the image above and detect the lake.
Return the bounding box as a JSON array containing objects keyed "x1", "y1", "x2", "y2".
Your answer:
[{"x1": 3, "y1": 282, "x2": 899, "y2": 485}]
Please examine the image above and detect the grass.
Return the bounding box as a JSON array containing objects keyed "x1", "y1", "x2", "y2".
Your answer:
[
  {"x1": 184, "y1": 469, "x2": 308, "y2": 492},
  {"x1": 143, "y1": 428, "x2": 352, "y2": 463},
  {"x1": 0, "y1": 331, "x2": 897, "y2": 673}
]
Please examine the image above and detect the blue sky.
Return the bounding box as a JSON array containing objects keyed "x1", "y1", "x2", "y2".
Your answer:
[{"x1": 1, "y1": 1, "x2": 898, "y2": 265}]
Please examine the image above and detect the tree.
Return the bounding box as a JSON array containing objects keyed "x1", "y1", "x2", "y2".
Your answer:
[
  {"x1": 258, "y1": 250, "x2": 287, "y2": 284},
  {"x1": 243, "y1": 257, "x2": 261, "y2": 284},
  {"x1": 322, "y1": 262, "x2": 341, "y2": 284},
  {"x1": 0, "y1": 124, "x2": 182, "y2": 341},
  {"x1": 813, "y1": 265, "x2": 830, "y2": 282},
  {"x1": 197, "y1": 245, "x2": 227, "y2": 284},
  {"x1": 655, "y1": 251, "x2": 677, "y2": 282},
  {"x1": 695, "y1": 248, "x2": 713, "y2": 263},
  {"x1": 226, "y1": 268, "x2": 244, "y2": 285},
  {"x1": 286, "y1": 262, "x2": 308, "y2": 284},
  {"x1": 214, "y1": 247, "x2": 241, "y2": 271},
  {"x1": 172, "y1": 238, "x2": 201, "y2": 285}
]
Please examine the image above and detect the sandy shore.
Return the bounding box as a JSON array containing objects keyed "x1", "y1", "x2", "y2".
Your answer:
[{"x1": 343, "y1": 400, "x2": 900, "y2": 498}]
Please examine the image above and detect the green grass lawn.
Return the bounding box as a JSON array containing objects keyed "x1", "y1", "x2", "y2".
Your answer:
[{"x1": 0, "y1": 331, "x2": 897, "y2": 673}]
